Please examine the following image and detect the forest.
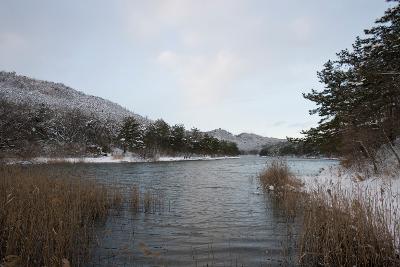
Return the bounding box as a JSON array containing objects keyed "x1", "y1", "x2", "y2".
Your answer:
[{"x1": 0, "y1": 99, "x2": 239, "y2": 159}]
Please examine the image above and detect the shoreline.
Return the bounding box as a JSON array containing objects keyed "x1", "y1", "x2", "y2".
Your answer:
[
  {"x1": 3, "y1": 155, "x2": 241, "y2": 165},
  {"x1": 259, "y1": 155, "x2": 340, "y2": 161}
]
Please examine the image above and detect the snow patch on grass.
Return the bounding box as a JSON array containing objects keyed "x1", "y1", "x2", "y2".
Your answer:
[{"x1": 299, "y1": 165, "x2": 400, "y2": 247}]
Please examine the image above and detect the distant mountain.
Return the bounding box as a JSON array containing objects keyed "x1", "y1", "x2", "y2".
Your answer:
[
  {"x1": 207, "y1": 128, "x2": 283, "y2": 152},
  {"x1": 0, "y1": 71, "x2": 149, "y2": 133}
]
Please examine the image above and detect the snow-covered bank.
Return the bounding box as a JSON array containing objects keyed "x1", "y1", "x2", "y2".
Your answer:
[
  {"x1": 259, "y1": 155, "x2": 340, "y2": 160},
  {"x1": 5, "y1": 155, "x2": 240, "y2": 165},
  {"x1": 298, "y1": 165, "x2": 400, "y2": 247},
  {"x1": 299, "y1": 165, "x2": 400, "y2": 200}
]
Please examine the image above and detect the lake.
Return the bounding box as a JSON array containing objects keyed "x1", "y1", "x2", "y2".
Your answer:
[{"x1": 64, "y1": 156, "x2": 337, "y2": 266}]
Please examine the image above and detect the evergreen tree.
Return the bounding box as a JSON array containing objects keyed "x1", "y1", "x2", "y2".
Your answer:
[
  {"x1": 301, "y1": 1, "x2": 400, "y2": 168},
  {"x1": 117, "y1": 117, "x2": 143, "y2": 153},
  {"x1": 187, "y1": 127, "x2": 202, "y2": 155},
  {"x1": 170, "y1": 124, "x2": 186, "y2": 154}
]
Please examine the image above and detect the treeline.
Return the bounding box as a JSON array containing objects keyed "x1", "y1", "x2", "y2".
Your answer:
[
  {"x1": 0, "y1": 98, "x2": 239, "y2": 158},
  {"x1": 0, "y1": 98, "x2": 113, "y2": 158},
  {"x1": 299, "y1": 1, "x2": 400, "y2": 169},
  {"x1": 259, "y1": 139, "x2": 318, "y2": 157},
  {"x1": 117, "y1": 117, "x2": 240, "y2": 158}
]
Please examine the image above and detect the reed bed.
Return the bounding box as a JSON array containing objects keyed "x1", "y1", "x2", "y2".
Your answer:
[
  {"x1": 259, "y1": 160, "x2": 303, "y2": 192},
  {"x1": 0, "y1": 165, "x2": 122, "y2": 266},
  {"x1": 130, "y1": 185, "x2": 164, "y2": 213},
  {"x1": 259, "y1": 160, "x2": 400, "y2": 266},
  {"x1": 259, "y1": 160, "x2": 304, "y2": 217},
  {"x1": 299, "y1": 186, "x2": 400, "y2": 266}
]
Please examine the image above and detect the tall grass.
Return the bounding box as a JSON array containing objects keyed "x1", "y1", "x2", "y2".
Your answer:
[
  {"x1": 259, "y1": 160, "x2": 303, "y2": 217},
  {"x1": 299, "y1": 187, "x2": 400, "y2": 266},
  {"x1": 130, "y1": 185, "x2": 164, "y2": 213},
  {"x1": 259, "y1": 160, "x2": 303, "y2": 191},
  {"x1": 0, "y1": 165, "x2": 121, "y2": 266},
  {"x1": 259, "y1": 160, "x2": 400, "y2": 266}
]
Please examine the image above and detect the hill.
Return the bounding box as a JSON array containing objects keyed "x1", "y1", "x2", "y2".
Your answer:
[
  {"x1": 0, "y1": 71, "x2": 241, "y2": 158},
  {"x1": 0, "y1": 71, "x2": 148, "y2": 133},
  {"x1": 207, "y1": 128, "x2": 283, "y2": 153}
]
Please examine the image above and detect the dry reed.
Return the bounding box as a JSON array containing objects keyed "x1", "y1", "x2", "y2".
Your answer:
[
  {"x1": 130, "y1": 185, "x2": 164, "y2": 213},
  {"x1": 259, "y1": 160, "x2": 304, "y2": 217},
  {"x1": 0, "y1": 165, "x2": 121, "y2": 266},
  {"x1": 260, "y1": 160, "x2": 400, "y2": 266},
  {"x1": 299, "y1": 187, "x2": 400, "y2": 266},
  {"x1": 131, "y1": 184, "x2": 140, "y2": 212},
  {"x1": 259, "y1": 160, "x2": 303, "y2": 192}
]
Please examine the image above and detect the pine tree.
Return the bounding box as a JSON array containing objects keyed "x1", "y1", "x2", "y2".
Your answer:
[
  {"x1": 118, "y1": 117, "x2": 143, "y2": 153},
  {"x1": 301, "y1": 1, "x2": 400, "y2": 168},
  {"x1": 170, "y1": 124, "x2": 186, "y2": 154}
]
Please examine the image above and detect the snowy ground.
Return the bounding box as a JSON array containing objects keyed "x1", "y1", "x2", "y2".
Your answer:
[
  {"x1": 299, "y1": 165, "x2": 400, "y2": 203},
  {"x1": 298, "y1": 165, "x2": 400, "y2": 246},
  {"x1": 298, "y1": 140, "x2": 400, "y2": 204}
]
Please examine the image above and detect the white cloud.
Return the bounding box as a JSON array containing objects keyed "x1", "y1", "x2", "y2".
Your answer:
[
  {"x1": 289, "y1": 17, "x2": 314, "y2": 43},
  {"x1": 157, "y1": 50, "x2": 178, "y2": 67},
  {"x1": 182, "y1": 32, "x2": 201, "y2": 48},
  {"x1": 157, "y1": 49, "x2": 242, "y2": 106},
  {"x1": 123, "y1": 0, "x2": 197, "y2": 38},
  {"x1": 0, "y1": 32, "x2": 26, "y2": 53},
  {"x1": 0, "y1": 32, "x2": 28, "y2": 66}
]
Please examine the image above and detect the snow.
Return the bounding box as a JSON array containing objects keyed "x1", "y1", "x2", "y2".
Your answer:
[
  {"x1": 347, "y1": 81, "x2": 364, "y2": 86},
  {"x1": 0, "y1": 71, "x2": 150, "y2": 135},
  {"x1": 7, "y1": 155, "x2": 240, "y2": 164},
  {"x1": 299, "y1": 165, "x2": 400, "y2": 197},
  {"x1": 298, "y1": 165, "x2": 400, "y2": 246}
]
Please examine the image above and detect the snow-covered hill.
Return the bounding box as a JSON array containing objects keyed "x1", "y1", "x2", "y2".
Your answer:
[
  {"x1": 0, "y1": 71, "x2": 149, "y2": 130},
  {"x1": 0, "y1": 71, "x2": 282, "y2": 153},
  {"x1": 207, "y1": 128, "x2": 283, "y2": 152}
]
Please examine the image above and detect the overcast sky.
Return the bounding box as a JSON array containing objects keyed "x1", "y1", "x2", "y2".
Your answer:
[{"x1": 0, "y1": 0, "x2": 394, "y2": 138}]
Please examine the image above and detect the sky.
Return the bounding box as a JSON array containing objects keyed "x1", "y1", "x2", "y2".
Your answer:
[{"x1": 0, "y1": 0, "x2": 395, "y2": 138}]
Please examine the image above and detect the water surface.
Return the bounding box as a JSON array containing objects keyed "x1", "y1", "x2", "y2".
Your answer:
[{"x1": 67, "y1": 156, "x2": 337, "y2": 266}]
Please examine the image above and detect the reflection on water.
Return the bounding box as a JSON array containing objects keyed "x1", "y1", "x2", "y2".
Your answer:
[{"x1": 64, "y1": 156, "x2": 337, "y2": 266}]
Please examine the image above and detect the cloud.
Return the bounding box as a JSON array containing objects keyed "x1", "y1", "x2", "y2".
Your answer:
[
  {"x1": 272, "y1": 121, "x2": 287, "y2": 127},
  {"x1": 157, "y1": 50, "x2": 178, "y2": 67},
  {"x1": 288, "y1": 121, "x2": 315, "y2": 128},
  {"x1": 157, "y1": 49, "x2": 242, "y2": 106},
  {"x1": 0, "y1": 32, "x2": 26, "y2": 53},
  {"x1": 0, "y1": 32, "x2": 28, "y2": 65},
  {"x1": 123, "y1": 0, "x2": 198, "y2": 38},
  {"x1": 289, "y1": 17, "x2": 314, "y2": 43}
]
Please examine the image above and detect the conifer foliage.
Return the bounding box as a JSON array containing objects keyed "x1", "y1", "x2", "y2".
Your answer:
[
  {"x1": 301, "y1": 0, "x2": 400, "y2": 167},
  {"x1": 118, "y1": 118, "x2": 240, "y2": 157}
]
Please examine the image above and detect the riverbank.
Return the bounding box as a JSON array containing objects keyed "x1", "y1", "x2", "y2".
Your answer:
[
  {"x1": 3, "y1": 155, "x2": 240, "y2": 165},
  {"x1": 1, "y1": 156, "x2": 339, "y2": 265},
  {"x1": 259, "y1": 161, "x2": 400, "y2": 266}
]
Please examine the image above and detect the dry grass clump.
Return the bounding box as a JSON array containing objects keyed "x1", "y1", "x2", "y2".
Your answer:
[
  {"x1": 130, "y1": 185, "x2": 164, "y2": 213},
  {"x1": 299, "y1": 187, "x2": 400, "y2": 266},
  {"x1": 0, "y1": 165, "x2": 120, "y2": 266},
  {"x1": 131, "y1": 184, "x2": 140, "y2": 212},
  {"x1": 111, "y1": 187, "x2": 123, "y2": 209},
  {"x1": 259, "y1": 160, "x2": 304, "y2": 217},
  {"x1": 259, "y1": 160, "x2": 303, "y2": 192},
  {"x1": 260, "y1": 160, "x2": 400, "y2": 266}
]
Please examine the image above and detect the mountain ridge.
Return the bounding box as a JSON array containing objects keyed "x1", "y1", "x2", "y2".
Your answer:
[
  {"x1": 207, "y1": 128, "x2": 283, "y2": 152},
  {"x1": 0, "y1": 71, "x2": 149, "y2": 134}
]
